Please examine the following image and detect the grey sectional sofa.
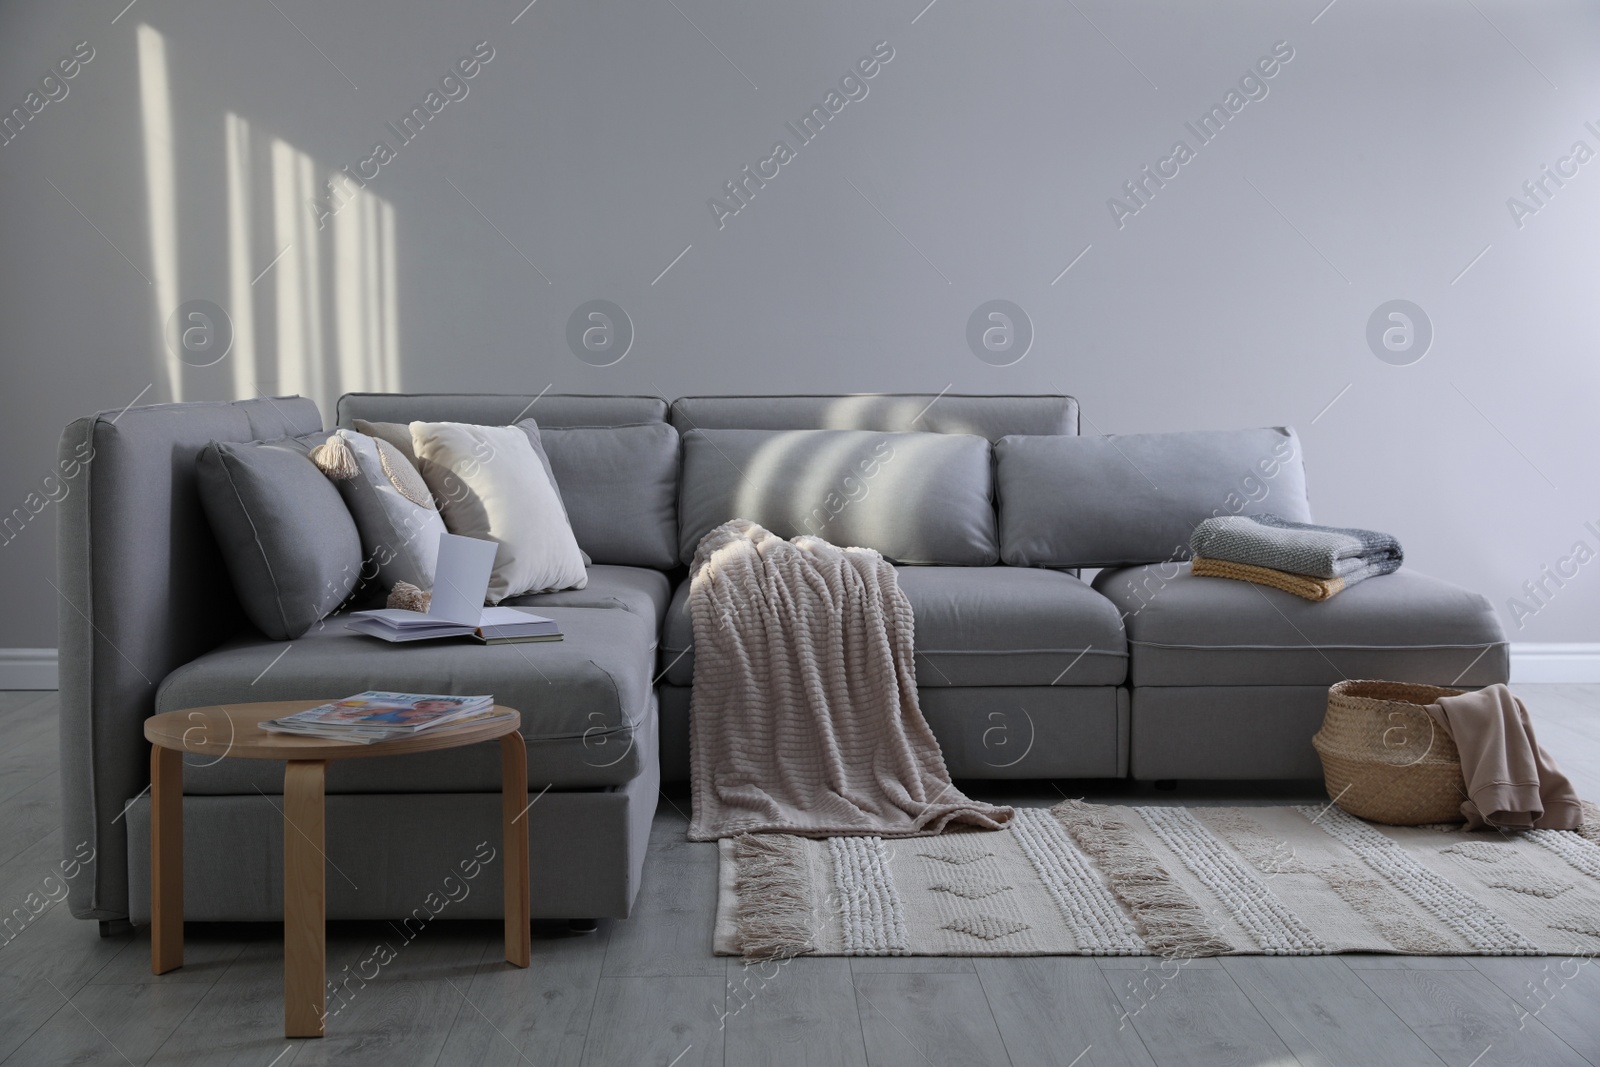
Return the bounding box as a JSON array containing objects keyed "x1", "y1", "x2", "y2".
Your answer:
[{"x1": 57, "y1": 391, "x2": 1508, "y2": 928}]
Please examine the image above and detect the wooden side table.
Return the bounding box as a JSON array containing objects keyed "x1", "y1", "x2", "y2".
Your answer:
[{"x1": 143, "y1": 701, "x2": 531, "y2": 1038}]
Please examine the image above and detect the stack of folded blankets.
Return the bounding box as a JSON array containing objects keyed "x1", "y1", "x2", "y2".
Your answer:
[{"x1": 1188, "y1": 514, "x2": 1403, "y2": 602}]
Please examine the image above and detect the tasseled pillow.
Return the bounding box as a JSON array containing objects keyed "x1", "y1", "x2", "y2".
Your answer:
[{"x1": 387, "y1": 580, "x2": 431, "y2": 612}]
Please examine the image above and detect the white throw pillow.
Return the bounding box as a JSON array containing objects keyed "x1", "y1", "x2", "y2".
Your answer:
[
  {"x1": 355, "y1": 416, "x2": 591, "y2": 566},
  {"x1": 408, "y1": 421, "x2": 588, "y2": 603}
]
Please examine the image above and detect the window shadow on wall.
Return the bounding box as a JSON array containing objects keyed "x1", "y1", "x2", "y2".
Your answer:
[{"x1": 140, "y1": 22, "x2": 399, "y2": 417}]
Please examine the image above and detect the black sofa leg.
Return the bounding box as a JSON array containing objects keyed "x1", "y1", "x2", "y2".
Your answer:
[
  {"x1": 568, "y1": 918, "x2": 599, "y2": 934},
  {"x1": 1154, "y1": 780, "x2": 1177, "y2": 791},
  {"x1": 98, "y1": 919, "x2": 134, "y2": 938}
]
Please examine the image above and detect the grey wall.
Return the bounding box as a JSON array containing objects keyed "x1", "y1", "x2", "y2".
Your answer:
[{"x1": 2, "y1": 0, "x2": 1598, "y2": 650}]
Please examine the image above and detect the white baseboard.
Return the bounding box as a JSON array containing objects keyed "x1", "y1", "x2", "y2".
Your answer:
[
  {"x1": 1, "y1": 644, "x2": 1594, "y2": 691},
  {"x1": 1509, "y1": 643, "x2": 1600, "y2": 684},
  {"x1": 0, "y1": 649, "x2": 59, "y2": 690}
]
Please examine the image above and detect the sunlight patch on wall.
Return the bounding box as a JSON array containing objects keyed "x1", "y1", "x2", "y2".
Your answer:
[
  {"x1": 334, "y1": 185, "x2": 400, "y2": 397},
  {"x1": 137, "y1": 71, "x2": 401, "y2": 414},
  {"x1": 137, "y1": 24, "x2": 180, "y2": 401},
  {"x1": 254, "y1": 135, "x2": 398, "y2": 415},
  {"x1": 224, "y1": 113, "x2": 257, "y2": 399},
  {"x1": 272, "y1": 140, "x2": 328, "y2": 404}
]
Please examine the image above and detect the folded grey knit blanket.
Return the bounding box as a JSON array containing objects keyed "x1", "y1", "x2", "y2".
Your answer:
[{"x1": 1189, "y1": 514, "x2": 1402, "y2": 584}]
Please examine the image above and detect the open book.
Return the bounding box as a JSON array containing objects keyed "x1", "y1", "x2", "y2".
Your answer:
[{"x1": 346, "y1": 534, "x2": 564, "y2": 644}]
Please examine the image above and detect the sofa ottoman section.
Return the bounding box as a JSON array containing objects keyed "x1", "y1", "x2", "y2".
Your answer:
[
  {"x1": 1093, "y1": 564, "x2": 1508, "y2": 688},
  {"x1": 1093, "y1": 563, "x2": 1509, "y2": 779}
]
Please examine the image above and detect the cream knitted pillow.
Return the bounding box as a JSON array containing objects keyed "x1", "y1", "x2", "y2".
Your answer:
[{"x1": 407, "y1": 421, "x2": 588, "y2": 603}]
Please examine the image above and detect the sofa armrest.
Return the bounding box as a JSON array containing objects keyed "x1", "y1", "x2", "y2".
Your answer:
[{"x1": 57, "y1": 395, "x2": 321, "y2": 921}]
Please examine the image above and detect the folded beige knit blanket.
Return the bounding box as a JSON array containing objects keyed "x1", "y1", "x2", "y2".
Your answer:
[
  {"x1": 1191, "y1": 556, "x2": 1346, "y2": 601},
  {"x1": 686, "y1": 519, "x2": 1012, "y2": 841}
]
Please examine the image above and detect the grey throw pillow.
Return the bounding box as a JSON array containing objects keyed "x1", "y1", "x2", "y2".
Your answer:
[
  {"x1": 996, "y1": 427, "x2": 1310, "y2": 568},
  {"x1": 325, "y1": 429, "x2": 448, "y2": 590},
  {"x1": 196, "y1": 434, "x2": 363, "y2": 639},
  {"x1": 351, "y1": 418, "x2": 422, "y2": 466}
]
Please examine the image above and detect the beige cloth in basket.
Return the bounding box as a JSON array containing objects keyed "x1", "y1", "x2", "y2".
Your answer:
[{"x1": 1424, "y1": 684, "x2": 1582, "y2": 831}]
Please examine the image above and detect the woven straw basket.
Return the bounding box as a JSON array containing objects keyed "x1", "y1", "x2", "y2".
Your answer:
[{"x1": 1312, "y1": 680, "x2": 1467, "y2": 826}]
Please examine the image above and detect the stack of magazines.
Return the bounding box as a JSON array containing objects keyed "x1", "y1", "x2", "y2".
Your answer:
[{"x1": 260, "y1": 692, "x2": 506, "y2": 744}]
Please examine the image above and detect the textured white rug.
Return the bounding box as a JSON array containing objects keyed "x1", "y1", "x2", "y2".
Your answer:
[{"x1": 713, "y1": 800, "x2": 1600, "y2": 959}]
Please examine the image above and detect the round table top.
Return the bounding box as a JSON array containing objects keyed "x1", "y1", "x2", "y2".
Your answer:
[{"x1": 144, "y1": 701, "x2": 522, "y2": 762}]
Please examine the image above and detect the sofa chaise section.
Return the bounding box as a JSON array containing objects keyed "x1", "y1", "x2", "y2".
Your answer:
[
  {"x1": 993, "y1": 427, "x2": 1510, "y2": 782},
  {"x1": 1093, "y1": 563, "x2": 1509, "y2": 779},
  {"x1": 59, "y1": 395, "x2": 671, "y2": 926}
]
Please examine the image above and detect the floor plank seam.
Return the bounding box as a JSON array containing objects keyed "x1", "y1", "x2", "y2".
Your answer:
[
  {"x1": 141, "y1": 947, "x2": 237, "y2": 1067},
  {"x1": 1347, "y1": 962, "x2": 1595, "y2": 1067},
  {"x1": 1089, "y1": 963, "x2": 1162, "y2": 1067},
  {"x1": 968, "y1": 964, "x2": 1019, "y2": 1067},
  {"x1": 574, "y1": 914, "x2": 614, "y2": 1065},
  {"x1": 1225, "y1": 957, "x2": 1449, "y2": 1067},
  {"x1": 0, "y1": 998, "x2": 73, "y2": 1067},
  {"x1": 0, "y1": 765, "x2": 58, "y2": 811},
  {"x1": 430, "y1": 936, "x2": 497, "y2": 1067}
]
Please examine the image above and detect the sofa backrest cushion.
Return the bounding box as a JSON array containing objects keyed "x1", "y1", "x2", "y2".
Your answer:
[
  {"x1": 678, "y1": 428, "x2": 998, "y2": 566},
  {"x1": 539, "y1": 423, "x2": 680, "y2": 569},
  {"x1": 670, "y1": 394, "x2": 1078, "y2": 441},
  {"x1": 338, "y1": 392, "x2": 666, "y2": 428},
  {"x1": 196, "y1": 434, "x2": 364, "y2": 639},
  {"x1": 338, "y1": 394, "x2": 678, "y2": 569},
  {"x1": 997, "y1": 427, "x2": 1310, "y2": 568}
]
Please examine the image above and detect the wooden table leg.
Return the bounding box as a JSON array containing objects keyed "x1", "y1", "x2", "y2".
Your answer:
[
  {"x1": 283, "y1": 760, "x2": 327, "y2": 1038},
  {"x1": 500, "y1": 731, "x2": 530, "y2": 968},
  {"x1": 150, "y1": 745, "x2": 184, "y2": 975}
]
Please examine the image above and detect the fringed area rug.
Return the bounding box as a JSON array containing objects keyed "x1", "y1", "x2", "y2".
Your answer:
[{"x1": 713, "y1": 800, "x2": 1600, "y2": 959}]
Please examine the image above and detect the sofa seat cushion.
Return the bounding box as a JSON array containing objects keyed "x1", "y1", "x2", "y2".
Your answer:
[
  {"x1": 660, "y1": 565, "x2": 1127, "y2": 687},
  {"x1": 1093, "y1": 564, "x2": 1508, "y2": 688},
  {"x1": 156, "y1": 605, "x2": 654, "y2": 790},
  {"x1": 504, "y1": 564, "x2": 672, "y2": 633}
]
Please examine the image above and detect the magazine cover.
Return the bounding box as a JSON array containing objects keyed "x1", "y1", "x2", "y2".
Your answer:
[{"x1": 284, "y1": 692, "x2": 492, "y2": 728}]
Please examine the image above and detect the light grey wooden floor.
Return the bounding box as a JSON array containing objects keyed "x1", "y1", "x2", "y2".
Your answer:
[{"x1": 3, "y1": 685, "x2": 1600, "y2": 1066}]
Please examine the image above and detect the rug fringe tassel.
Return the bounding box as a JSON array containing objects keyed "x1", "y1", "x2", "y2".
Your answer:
[
  {"x1": 732, "y1": 833, "x2": 816, "y2": 961},
  {"x1": 1051, "y1": 799, "x2": 1231, "y2": 958}
]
